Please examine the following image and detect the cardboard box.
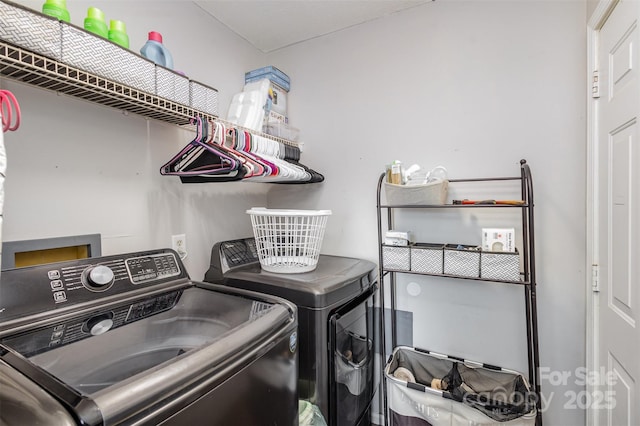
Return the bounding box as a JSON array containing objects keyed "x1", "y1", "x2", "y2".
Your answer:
[
  {"x1": 264, "y1": 110, "x2": 288, "y2": 125},
  {"x1": 245, "y1": 69, "x2": 290, "y2": 92},
  {"x1": 245, "y1": 65, "x2": 290, "y2": 85},
  {"x1": 268, "y1": 80, "x2": 288, "y2": 116}
]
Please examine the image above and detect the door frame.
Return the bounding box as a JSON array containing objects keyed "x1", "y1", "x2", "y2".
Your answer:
[{"x1": 586, "y1": 2, "x2": 619, "y2": 425}]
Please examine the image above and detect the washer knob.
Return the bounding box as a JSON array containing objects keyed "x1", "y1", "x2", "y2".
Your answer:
[
  {"x1": 85, "y1": 313, "x2": 114, "y2": 336},
  {"x1": 83, "y1": 265, "x2": 115, "y2": 290}
]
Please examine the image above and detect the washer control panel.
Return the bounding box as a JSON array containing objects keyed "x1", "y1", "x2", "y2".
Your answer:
[
  {"x1": 0, "y1": 249, "x2": 187, "y2": 324},
  {"x1": 126, "y1": 253, "x2": 180, "y2": 284},
  {"x1": 1, "y1": 290, "x2": 182, "y2": 357}
]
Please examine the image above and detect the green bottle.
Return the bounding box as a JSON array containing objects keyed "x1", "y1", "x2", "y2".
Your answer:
[
  {"x1": 84, "y1": 7, "x2": 108, "y2": 38},
  {"x1": 41, "y1": 0, "x2": 70, "y2": 22},
  {"x1": 108, "y1": 20, "x2": 129, "y2": 48}
]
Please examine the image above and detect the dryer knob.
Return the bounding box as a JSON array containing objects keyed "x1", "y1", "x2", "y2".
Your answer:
[{"x1": 87, "y1": 265, "x2": 115, "y2": 288}]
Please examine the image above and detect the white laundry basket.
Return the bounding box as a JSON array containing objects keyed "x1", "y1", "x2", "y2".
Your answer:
[{"x1": 247, "y1": 208, "x2": 332, "y2": 273}]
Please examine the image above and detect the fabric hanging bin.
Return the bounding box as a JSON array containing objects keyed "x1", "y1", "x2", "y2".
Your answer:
[
  {"x1": 385, "y1": 346, "x2": 537, "y2": 426},
  {"x1": 335, "y1": 331, "x2": 373, "y2": 396},
  {"x1": 334, "y1": 330, "x2": 374, "y2": 426}
]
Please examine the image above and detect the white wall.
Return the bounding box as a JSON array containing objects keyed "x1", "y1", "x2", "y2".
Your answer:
[
  {"x1": 267, "y1": 1, "x2": 587, "y2": 425},
  {"x1": 2, "y1": 1, "x2": 587, "y2": 424},
  {"x1": 2, "y1": 0, "x2": 269, "y2": 279}
]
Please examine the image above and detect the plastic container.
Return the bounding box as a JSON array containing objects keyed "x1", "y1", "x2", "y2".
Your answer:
[
  {"x1": 41, "y1": 0, "x2": 69, "y2": 22},
  {"x1": 140, "y1": 31, "x2": 173, "y2": 69},
  {"x1": 246, "y1": 208, "x2": 331, "y2": 273},
  {"x1": 84, "y1": 7, "x2": 108, "y2": 38},
  {"x1": 108, "y1": 20, "x2": 129, "y2": 48},
  {"x1": 263, "y1": 122, "x2": 299, "y2": 142}
]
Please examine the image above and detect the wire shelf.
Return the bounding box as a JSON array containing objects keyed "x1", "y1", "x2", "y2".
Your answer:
[
  {"x1": 0, "y1": 40, "x2": 301, "y2": 147},
  {"x1": 0, "y1": 41, "x2": 198, "y2": 124}
]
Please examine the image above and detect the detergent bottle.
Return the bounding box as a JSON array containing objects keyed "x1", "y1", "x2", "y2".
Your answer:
[
  {"x1": 41, "y1": 0, "x2": 70, "y2": 22},
  {"x1": 140, "y1": 31, "x2": 173, "y2": 69},
  {"x1": 83, "y1": 7, "x2": 108, "y2": 38},
  {"x1": 108, "y1": 20, "x2": 129, "y2": 48}
]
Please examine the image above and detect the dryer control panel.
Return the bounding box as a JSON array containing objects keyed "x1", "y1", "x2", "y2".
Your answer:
[
  {"x1": 205, "y1": 238, "x2": 259, "y2": 282},
  {"x1": 0, "y1": 249, "x2": 188, "y2": 325}
]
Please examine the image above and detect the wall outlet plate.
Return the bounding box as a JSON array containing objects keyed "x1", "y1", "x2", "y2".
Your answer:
[{"x1": 171, "y1": 234, "x2": 187, "y2": 259}]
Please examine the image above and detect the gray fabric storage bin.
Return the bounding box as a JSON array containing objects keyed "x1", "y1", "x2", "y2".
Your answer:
[
  {"x1": 481, "y1": 249, "x2": 521, "y2": 281},
  {"x1": 190, "y1": 80, "x2": 219, "y2": 116},
  {"x1": 383, "y1": 245, "x2": 411, "y2": 271},
  {"x1": 384, "y1": 180, "x2": 448, "y2": 205},
  {"x1": 0, "y1": 0, "x2": 62, "y2": 60},
  {"x1": 61, "y1": 23, "x2": 155, "y2": 94},
  {"x1": 443, "y1": 244, "x2": 480, "y2": 278},
  {"x1": 156, "y1": 66, "x2": 190, "y2": 105},
  {"x1": 410, "y1": 243, "x2": 443, "y2": 274},
  {"x1": 385, "y1": 346, "x2": 537, "y2": 426}
]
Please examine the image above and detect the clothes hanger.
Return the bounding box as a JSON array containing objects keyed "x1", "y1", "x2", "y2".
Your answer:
[
  {"x1": 229, "y1": 128, "x2": 276, "y2": 178},
  {"x1": 246, "y1": 134, "x2": 311, "y2": 183},
  {"x1": 160, "y1": 117, "x2": 241, "y2": 179},
  {"x1": 175, "y1": 119, "x2": 248, "y2": 182},
  {"x1": 209, "y1": 120, "x2": 264, "y2": 178}
]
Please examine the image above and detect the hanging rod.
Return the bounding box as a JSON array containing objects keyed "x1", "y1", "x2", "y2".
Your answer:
[{"x1": 213, "y1": 118, "x2": 300, "y2": 148}]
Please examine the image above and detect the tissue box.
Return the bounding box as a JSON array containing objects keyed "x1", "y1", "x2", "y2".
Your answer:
[
  {"x1": 482, "y1": 228, "x2": 515, "y2": 252},
  {"x1": 384, "y1": 230, "x2": 413, "y2": 246}
]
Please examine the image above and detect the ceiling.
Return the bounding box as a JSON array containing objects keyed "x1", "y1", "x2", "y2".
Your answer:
[{"x1": 195, "y1": 1, "x2": 430, "y2": 53}]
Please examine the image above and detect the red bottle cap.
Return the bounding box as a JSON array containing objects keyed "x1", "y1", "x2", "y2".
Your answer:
[{"x1": 148, "y1": 31, "x2": 163, "y2": 43}]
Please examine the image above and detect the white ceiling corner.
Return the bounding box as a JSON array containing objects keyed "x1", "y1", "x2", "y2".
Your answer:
[{"x1": 195, "y1": 1, "x2": 430, "y2": 53}]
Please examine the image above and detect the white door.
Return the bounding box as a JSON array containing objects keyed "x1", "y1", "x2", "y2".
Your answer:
[{"x1": 596, "y1": 1, "x2": 640, "y2": 424}]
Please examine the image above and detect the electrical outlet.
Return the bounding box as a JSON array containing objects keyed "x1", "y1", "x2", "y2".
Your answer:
[{"x1": 172, "y1": 234, "x2": 187, "y2": 259}]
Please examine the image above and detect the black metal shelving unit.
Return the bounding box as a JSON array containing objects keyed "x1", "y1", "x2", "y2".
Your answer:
[{"x1": 376, "y1": 159, "x2": 542, "y2": 425}]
